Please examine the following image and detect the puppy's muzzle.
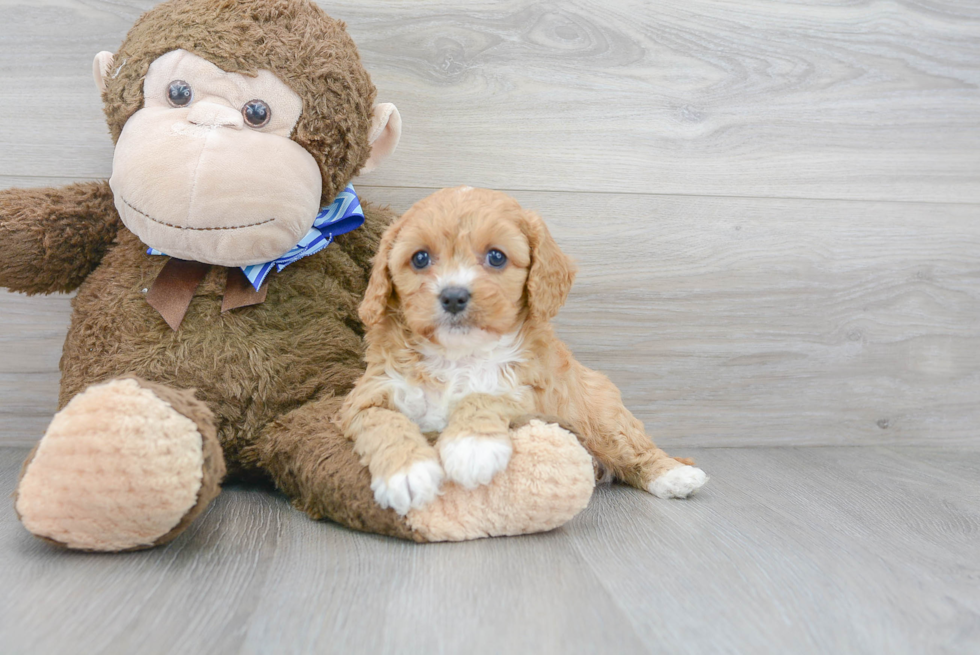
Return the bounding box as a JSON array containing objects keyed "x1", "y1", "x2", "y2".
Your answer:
[{"x1": 439, "y1": 286, "x2": 470, "y2": 315}]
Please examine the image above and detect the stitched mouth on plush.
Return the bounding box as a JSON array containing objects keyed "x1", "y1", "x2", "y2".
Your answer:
[{"x1": 120, "y1": 196, "x2": 277, "y2": 232}]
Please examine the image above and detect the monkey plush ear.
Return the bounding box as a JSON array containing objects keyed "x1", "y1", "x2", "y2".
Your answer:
[
  {"x1": 360, "y1": 103, "x2": 402, "y2": 174},
  {"x1": 93, "y1": 51, "x2": 115, "y2": 93}
]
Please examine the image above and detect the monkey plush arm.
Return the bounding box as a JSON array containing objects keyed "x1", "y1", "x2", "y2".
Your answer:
[{"x1": 0, "y1": 180, "x2": 121, "y2": 294}]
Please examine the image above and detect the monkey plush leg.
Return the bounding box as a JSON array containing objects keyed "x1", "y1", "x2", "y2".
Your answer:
[
  {"x1": 253, "y1": 395, "x2": 425, "y2": 540},
  {"x1": 14, "y1": 378, "x2": 224, "y2": 551},
  {"x1": 253, "y1": 398, "x2": 595, "y2": 542}
]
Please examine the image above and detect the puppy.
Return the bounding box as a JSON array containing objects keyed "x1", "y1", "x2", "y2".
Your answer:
[{"x1": 338, "y1": 187, "x2": 707, "y2": 515}]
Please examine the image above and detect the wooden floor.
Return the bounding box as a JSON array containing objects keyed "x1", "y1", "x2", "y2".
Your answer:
[
  {"x1": 2, "y1": 445, "x2": 978, "y2": 655},
  {"x1": 1, "y1": 1, "x2": 979, "y2": 654}
]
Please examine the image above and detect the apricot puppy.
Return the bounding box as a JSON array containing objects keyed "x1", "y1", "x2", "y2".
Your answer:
[{"x1": 339, "y1": 187, "x2": 707, "y2": 515}]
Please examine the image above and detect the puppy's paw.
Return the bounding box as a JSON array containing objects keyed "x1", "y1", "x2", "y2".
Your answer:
[
  {"x1": 371, "y1": 459, "x2": 444, "y2": 516},
  {"x1": 647, "y1": 465, "x2": 708, "y2": 499},
  {"x1": 440, "y1": 435, "x2": 512, "y2": 489}
]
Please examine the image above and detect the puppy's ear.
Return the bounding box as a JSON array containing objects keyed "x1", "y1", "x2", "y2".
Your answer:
[
  {"x1": 358, "y1": 220, "x2": 402, "y2": 327},
  {"x1": 521, "y1": 210, "x2": 577, "y2": 322}
]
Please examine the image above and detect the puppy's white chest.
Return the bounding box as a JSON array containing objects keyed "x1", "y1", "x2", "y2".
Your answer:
[{"x1": 387, "y1": 337, "x2": 525, "y2": 433}]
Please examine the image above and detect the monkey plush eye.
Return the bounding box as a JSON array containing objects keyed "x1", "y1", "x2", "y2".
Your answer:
[
  {"x1": 166, "y1": 80, "x2": 193, "y2": 107},
  {"x1": 486, "y1": 249, "x2": 507, "y2": 268},
  {"x1": 411, "y1": 250, "x2": 431, "y2": 270},
  {"x1": 242, "y1": 100, "x2": 272, "y2": 128}
]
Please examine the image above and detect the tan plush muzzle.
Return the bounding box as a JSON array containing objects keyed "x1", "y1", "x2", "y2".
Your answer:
[{"x1": 108, "y1": 49, "x2": 323, "y2": 267}]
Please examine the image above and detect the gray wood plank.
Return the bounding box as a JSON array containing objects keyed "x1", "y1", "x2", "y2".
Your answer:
[
  {"x1": 360, "y1": 188, "x2": 980, "y2": 450},
  {"x1": 237, "y1": 516, "x2": 647, "y2": 655},
  {"x1": 2, "y1": 446, "x2": 978, "y2": 654},
  {"x1": 1, "y1": 1, "x2": 979, "y2": 202},
  {"x1": 0, "y1": 292, "x2": 71, "y2": 446},
  {"x1": 575, "y1": 448, "x2": 980, "y2": 654},
  {"x1": 3, "y1": 180, "x2": 978, "y2": 448}
]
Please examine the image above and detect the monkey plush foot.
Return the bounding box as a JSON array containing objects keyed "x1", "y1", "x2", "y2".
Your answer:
[
  {"x1": 14, "y1": 378, "x2": 225, "y2": 551},
  {"x1": 405, "y1": 420, "x2": 595, "y2": 541}
]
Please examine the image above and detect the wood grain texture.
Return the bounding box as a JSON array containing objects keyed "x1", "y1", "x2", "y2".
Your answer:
[
  {"x1": 1, "y1": 445, "x2": 978, "y2": 655},
  {"x1": 311, "y1": 186, "x2": 980, "y2": 450},
  {"x1": 1, "y1": 2, "x2": 977, "y2": 652},
  {"x1": 0, "y1": 292, "x2": 71, "y2": 446},
  {"x1": 363, "y1": 188, "x2": 980, "y2": 449},
  {"x1": 2, "y1": 180, "x2": 978, "y2": 448},
  {"x1": 0, "y1": 0, "x2": 979, "y2": 202}
]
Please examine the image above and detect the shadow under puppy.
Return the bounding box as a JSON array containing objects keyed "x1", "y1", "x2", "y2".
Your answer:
[{"x1": 338, "y1": 187, "x2": 707, "y2": 514}]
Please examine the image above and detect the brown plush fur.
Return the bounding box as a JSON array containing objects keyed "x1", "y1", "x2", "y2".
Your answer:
[
  {"x1": 344, "y1": 188, "x2": 704, "y2": 495},
  {"x1": 1, "y1": 0, "x2": 419, "y2": 542},
  {"x1": 255, "y1": 393, "x2": 420, "y2": 541},
  {"x1": 4, "y1": 0, "x2": 599, "y2": 548},
  {"x1": 59, "y1": 205, "x2": 388, "y2": 476},
  {"x1": 102, "y1": 0, "x2": 376, "y2": 207},
  {"x1": 0, "y1": 181, "x2": 120, "y2": 294},
  {"x1": 4, "y1": 185, "x2": 410, "y2": 538}
]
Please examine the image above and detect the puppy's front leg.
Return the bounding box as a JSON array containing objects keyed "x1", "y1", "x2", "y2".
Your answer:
[
  {"x1": 344, "y1": 407, "x2": 444, "y2": 516},
  {"x1": 438, "y1": 394, "x2": 528, "y2": 489}
]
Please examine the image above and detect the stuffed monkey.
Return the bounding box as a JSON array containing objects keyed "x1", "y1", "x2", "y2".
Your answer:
[{"x1": 2, "y1": 0, "x2": 594, "y2": 551}]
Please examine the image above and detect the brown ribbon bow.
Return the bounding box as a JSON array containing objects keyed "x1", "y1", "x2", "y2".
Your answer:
[{"x1": 146, "y1": 258, "x2": 269, "y2": 330}]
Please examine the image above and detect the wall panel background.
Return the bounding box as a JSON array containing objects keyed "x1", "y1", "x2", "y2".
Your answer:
[{"x1": 1, "y1": 0, "x2": 977, "y2": 447}]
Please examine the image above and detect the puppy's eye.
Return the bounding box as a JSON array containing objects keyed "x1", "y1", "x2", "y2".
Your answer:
[
  {"x1": 411, "y1": 250, "x2": 431, "y2": 270},
  {"x1": 167, "y1": 80, "x2": 193, "y2": 107},
  {"x1": 486, "y1": 249, "x2": 507, "y2": 269}
]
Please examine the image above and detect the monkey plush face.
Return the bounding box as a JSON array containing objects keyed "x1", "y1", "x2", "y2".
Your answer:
[
  {"x1": 93, "y1": 0, "x2": 401, "y2": 268},
  {"x1": 109, "y1": 50, "x2": 322, "y2": 266}
]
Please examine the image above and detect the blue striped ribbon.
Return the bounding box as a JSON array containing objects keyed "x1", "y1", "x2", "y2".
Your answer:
[{"x1": 148, "y1": 184, "x2": 365, "y2": 291}]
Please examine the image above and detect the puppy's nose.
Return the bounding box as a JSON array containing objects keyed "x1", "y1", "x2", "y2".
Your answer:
[{"x1": 439, "y1": 287, "x2": 470, "y2": 314}]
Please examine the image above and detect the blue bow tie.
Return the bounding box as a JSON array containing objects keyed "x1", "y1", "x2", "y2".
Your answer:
[{"x1": 148, "y1": 184, "x2": 365, "y2": 290}]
